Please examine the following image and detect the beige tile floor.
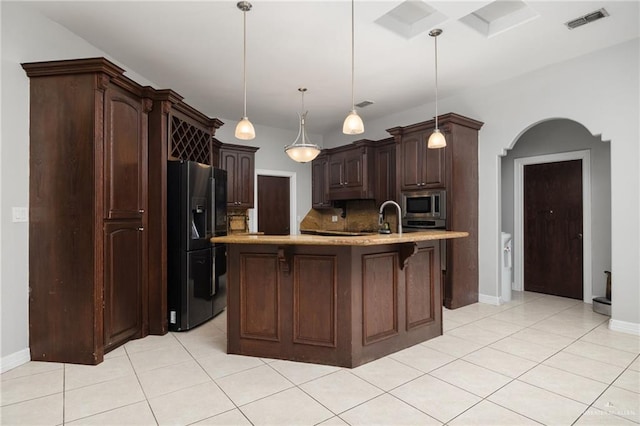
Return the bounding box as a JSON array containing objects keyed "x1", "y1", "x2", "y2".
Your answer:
[{"x1": 1, "y1": 291, "x2": 639, "y2": 425}]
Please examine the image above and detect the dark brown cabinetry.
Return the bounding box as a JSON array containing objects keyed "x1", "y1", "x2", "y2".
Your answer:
[
  {"x1": 393, "y1": 130, "x2": 445, "y2": 190},
  {"x1": 311, "y1": 139, "x2": 395, "y2": 207},
  {"x1": 103, "y1": 221, "x2": 145, "y2": 351},
  {"x1": 388, "y1": 114, "x2": 484, "y2": 309},
  {"x1": 23, "y1": 58, "x2": 152, "y2": 364},
  {"x1": 374, "y1": 137, "x2": 396, "y2": 205},
  {"x1": 226, "y1": 240, "x2": 441, "y2": 367},
  {"x1": 312, "y1": 153, "x2": 331, "y2": 208},
  {"x1": 326, "y1": 140, "x2": 376, "y2": 201},
  {"x1": 219, "y1": 144, "x2": 259, "y2": 209}
]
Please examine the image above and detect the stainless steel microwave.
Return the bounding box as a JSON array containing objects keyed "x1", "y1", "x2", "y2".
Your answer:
[{"x1": 401, "y1": 190, "x2": 446, "y2": 228}]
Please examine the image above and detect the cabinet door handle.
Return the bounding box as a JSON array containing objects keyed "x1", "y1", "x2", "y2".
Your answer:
[
  {"x1": 138, "y1": 209, "x2": 145, "y2": 213},
  {"x1": 137, "y1": 227, "x2": 144, "y2": 232}
]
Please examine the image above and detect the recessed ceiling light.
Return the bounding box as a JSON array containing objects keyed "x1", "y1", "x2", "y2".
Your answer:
[
  {"x1": 375, "y1": 0, "x2": 446, "y2": 39},
  {"x1": 459, "y1": 0, "x2": 539, "y2": 38}
]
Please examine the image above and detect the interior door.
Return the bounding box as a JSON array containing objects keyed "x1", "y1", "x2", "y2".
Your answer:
[
  {"x1": 257, "y1": 175, "x2": 290, "y2": 235},
  {"x1": 524, "y1": 160, "x2": 583, "y2": 299}
]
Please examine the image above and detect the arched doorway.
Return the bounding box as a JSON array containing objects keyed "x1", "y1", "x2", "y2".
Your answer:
[{"x1": 500, "y1": 119, "x2": 611, "y2": 303}]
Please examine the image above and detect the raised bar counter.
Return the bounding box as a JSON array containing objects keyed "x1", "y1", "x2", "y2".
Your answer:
[
  {"x1": 212, "y1": 229, "x2": 467, "y2": 246},
  {"x1": 212, "y1": 231, "x2": 467, "y2": 367}
]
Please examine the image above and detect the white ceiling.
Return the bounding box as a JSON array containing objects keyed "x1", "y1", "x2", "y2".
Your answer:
[{"x1": 23, "y1": 1, "x2": 640, "y2": 135}]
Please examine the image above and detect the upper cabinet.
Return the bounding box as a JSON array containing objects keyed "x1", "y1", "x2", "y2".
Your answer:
[
  {"x1": 312, "y1": 153, "x2": 331, "y2": 209},
  {"x1": 326, "y1": 140, "x2": 376, "y2": 201},
  {"x1": 311, "y1": 139, "x2": 396, "y2": 206},
  {"x1": 389, "y1": 129, "x2": 445, "y2": 191},
  {"x1": 374, "y1": 137, "x2": 396, "y2": 205},
  {"x1": 219, "y1": 144, "x2": 259, "y2": 209},
  {"x1": 104, "y1": 84, "x2": 148, "y2": 220}
]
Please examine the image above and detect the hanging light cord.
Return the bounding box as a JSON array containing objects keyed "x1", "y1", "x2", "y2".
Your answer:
[
  {"x1": 350, "y1": 0, "x2": 355, "y2": 111},
  {"x1": 300, "y1": 89, "x2": 307, "y2": 144},
  {"x1": 242, "y1": 8, "x2": 248, "y2": 118},
  {"x1": 434, "y1": 32, "x2": 439, "y2": 131}
]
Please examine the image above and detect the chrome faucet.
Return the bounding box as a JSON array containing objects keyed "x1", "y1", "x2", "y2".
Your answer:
[{"x1": 379, "y1": 200, "x2": 402, "y2": 234}]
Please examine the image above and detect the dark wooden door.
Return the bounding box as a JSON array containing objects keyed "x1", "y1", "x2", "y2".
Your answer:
[
  {"x1": 258, "y1": 175, "x2": 290, "y2": 235},
  {"x1": 524, "y1": 160, "x2": 583, "y2": 299}
]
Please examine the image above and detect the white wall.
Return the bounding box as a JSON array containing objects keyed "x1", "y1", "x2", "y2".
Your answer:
[
  {"x1": 501, "y1": 119, "x2": 611, "y2": 299},
  {"x1": 325, "y1": 38, "x2": 640, "y2": 331}
]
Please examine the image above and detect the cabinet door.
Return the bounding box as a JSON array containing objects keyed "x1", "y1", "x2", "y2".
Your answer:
[
  {"x1": 236, "y1": 152, "x2": 255, "y2": 208},
  {"x1": 312, "y1": 156, "x2": 331, "y2": 208},
  {"x1": 400, "y1": 133, "x2": 424, "y2": 190},
  {"x1": 220, "y1": 150, "x2": 238, "y2": 207},
  {"x1": 328, "y1": 154, "x2": 345, "y2": 189},
  {"x1": 104, "y1": 85, "x2": 147, "y2": 220},
  {"x1": 375, "y1": 144, "x2": 396, "y2": 204},
  {"x1": 103, "y1": 221, "x2": 144, "y2": 351},
  {"x1": 343, "y1": 150, "x2": 363, "y2": 189},
  {"x1": 424, "y1": 142, "x2": 446, "y2": 188}
]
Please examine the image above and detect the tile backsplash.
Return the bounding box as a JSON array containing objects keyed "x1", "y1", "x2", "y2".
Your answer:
[{"x1": 300, "y1": 200, "x2": 399, "y2": 233}]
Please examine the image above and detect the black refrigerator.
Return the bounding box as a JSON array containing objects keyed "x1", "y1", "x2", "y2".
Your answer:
[{"x1": 167, "y1": 160, "x2": 227, "y2": 331}]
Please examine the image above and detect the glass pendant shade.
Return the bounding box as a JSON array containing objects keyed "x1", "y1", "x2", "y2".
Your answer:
[
  {"x1": 285, "y1": 88, "x2": 321, "y2": 163},
  {"x1": 427, "y1": 128, "x2": 446, "y2": 148},
  {"x1": 235, "y1": 117, "x2": 255, "y2": 140},
  {"x1": 343, "y1": 110, "x2": 365, "y2": 135}
]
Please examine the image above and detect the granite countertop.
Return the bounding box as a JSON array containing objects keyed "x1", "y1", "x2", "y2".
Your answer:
[{"x1": 211, "y1": 229, "x2": 468, "y2": 246}]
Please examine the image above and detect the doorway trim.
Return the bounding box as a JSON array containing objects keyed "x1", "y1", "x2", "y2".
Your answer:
[
  {"x1": 514, "y1": 150, "x2": 592, "y2": 303},
  {"x1": 250, "y1": 169, "x2": 297, "y2": 235}
]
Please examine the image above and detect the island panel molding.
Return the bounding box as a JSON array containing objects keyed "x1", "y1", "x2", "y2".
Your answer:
[
  {"x1": 293, "y1": 255, "x2": 338, "y2": 348},
  {"x1": 362, "y1": 252, "x2": 399, "y2": 346}
]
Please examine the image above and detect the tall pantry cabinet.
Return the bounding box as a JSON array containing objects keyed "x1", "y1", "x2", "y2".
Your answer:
[{"x1": 23, "y1": 58, "x2": 150, "y2": 364}]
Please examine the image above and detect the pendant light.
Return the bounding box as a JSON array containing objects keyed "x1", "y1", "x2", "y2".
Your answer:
[
  {"x1": 285, "y1": 88, "x2": 321, "y2": 163},
  {"x1": 235, "y1": 1, "x2": 255, "y2": 140},
  {"x1": 342, "y1": 0, "x2": 364, "y2": 135},
  {"x1": 427, "y1": 28, "x2": 446, "y2": 149}
]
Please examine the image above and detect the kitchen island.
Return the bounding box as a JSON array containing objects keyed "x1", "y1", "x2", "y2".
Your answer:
[{"x1": 211, "y1": 230, "x2": 467, "y2": 367}]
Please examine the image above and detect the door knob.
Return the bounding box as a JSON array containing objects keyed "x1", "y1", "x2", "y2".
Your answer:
[{"x1": 577, "y1": 233, "x2": 583, "y2": 240}]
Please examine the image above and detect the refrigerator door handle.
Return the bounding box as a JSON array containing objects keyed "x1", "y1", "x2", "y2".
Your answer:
[{"x1": 211, "y1": 250, "x2": 216, "y2": 297}]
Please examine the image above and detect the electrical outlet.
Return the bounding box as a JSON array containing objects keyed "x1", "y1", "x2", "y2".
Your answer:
[
  {"x1": 331, "y1": 215, "x2": 338, "y2": 222},
  {"x1": 12, "y1": 207, "x2": 28, "y2": 223}
]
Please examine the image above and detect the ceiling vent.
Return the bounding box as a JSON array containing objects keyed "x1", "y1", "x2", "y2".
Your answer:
[
  {"x1": 565, "y1": 8, "x2": 609, "y2": 30},
  {"x1": 355, "y1": 100, "x2": 375, "y2": 108}
]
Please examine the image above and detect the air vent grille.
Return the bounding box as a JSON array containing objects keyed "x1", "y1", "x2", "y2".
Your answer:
[
  {"x1": 565, "y1": 8, "x2": 609, "y2": 30},
  {"x1": 355, "y1": 100, "x2": 375, "y2": 108}
]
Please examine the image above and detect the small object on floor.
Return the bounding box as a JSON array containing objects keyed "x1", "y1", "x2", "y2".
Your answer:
[{"x1": 592, "y1": 296, "x2": 611, "y2": 316}]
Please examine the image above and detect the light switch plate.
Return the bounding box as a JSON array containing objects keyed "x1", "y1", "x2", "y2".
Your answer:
[{"x1": 12, "y1": 207, "x2": 28, "y2": 223}]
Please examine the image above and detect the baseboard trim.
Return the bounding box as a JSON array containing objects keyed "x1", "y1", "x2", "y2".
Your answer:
[
  {"x1": 479, "y1": 293, "x2": 501, "y2": 306},
  {"x1": 1, "y1": 348, "x2": 31, "y2": 374},
  {"x1": 608, "y1": 319, "x2": 640, "y2": 336}
]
